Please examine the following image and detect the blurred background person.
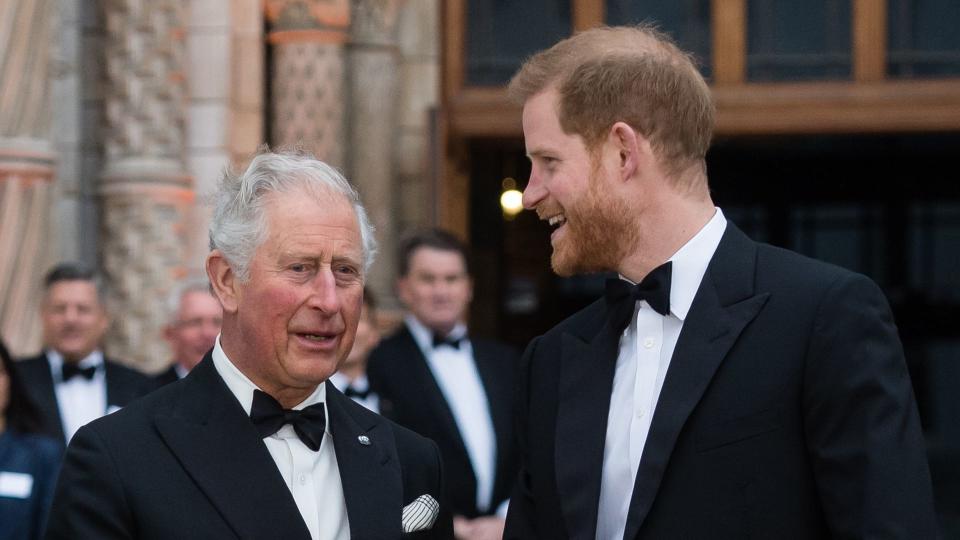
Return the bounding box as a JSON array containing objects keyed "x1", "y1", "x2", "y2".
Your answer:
[
  {"x1": 0, "y1": 338, "x2": 61, "y2": 540},
  {"x1": 368, "y1": 229, "x2": 518, "y2": 540},
  {"x1": 329, "y1": 287, "x2": 381, "y2": 412},
  {"x1": 154, "y1": 279, "x2": 223, "y2": 386},
  {"x1": 14, "y1": 263, "x2": 154, "y2": 446}
]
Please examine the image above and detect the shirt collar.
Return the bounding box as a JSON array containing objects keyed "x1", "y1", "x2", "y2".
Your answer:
[
  {"x1": 46, "y1": 349, "x2": 105, "y2": 382},
  {"x1": 211, "y1": 335, "x2": 326, "y2": 421},
  {"x1": 620, "y1": 208, "x2": 726, "y2": 321},
  {"x1": 404, "y1": 314, "x2": 468, "y2": 354},
  {"x1": 664, "y1": 207, "x2": 727, "y2": 321}
]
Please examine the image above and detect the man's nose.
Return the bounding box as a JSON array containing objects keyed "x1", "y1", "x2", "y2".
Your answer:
[
  {"x1": 307, "y1": 270, "x2": 341, "y2": 313},
  {"x1": 522, "y1": 172, "x2": 545, "y2": 210}
]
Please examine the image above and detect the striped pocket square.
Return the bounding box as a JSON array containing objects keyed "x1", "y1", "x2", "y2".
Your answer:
[{"x1": 401, "y1": 494, "x2": 439, "y2": 533}]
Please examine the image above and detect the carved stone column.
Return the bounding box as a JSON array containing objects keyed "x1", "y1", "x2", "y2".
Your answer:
[
  {"x1": 348, "y1": 0, "x2": 403, "y2": 309},
  {"x1": 0, "y1": 0, "x2": 57, "y2": 355},
  {"x1": 100, "y1": 0, "x2": 193, "y2": 371},
  {"x1": 265, "y1": 0, "x2": 350, "y2": 168}
]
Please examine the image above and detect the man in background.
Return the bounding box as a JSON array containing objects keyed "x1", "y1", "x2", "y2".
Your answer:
[
  {"x1": 329, "y1": 288, "x2": 380, "y2": 412},
  {"x1": 155, "y1": 280, "x2": 222, "y2": 385},
  {"x1": 368, "y1": 229, "x2": 518, "y2": 540},
  {"x1": 15, "y1": 263, "x2": 154, "y2": 446}
]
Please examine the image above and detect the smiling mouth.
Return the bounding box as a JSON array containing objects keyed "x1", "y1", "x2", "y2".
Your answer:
[
  {"x1": 298, "y1": 333, "x2": 335, "y2": 342},
  {"x1": 547, "y1": 214, "x2": 566, "y2": 228}
]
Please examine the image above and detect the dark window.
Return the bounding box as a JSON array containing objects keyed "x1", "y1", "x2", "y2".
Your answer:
[
  {"x1": 465, "y1": 0, "x2": 572, "y2": 86},
  {"x1": 605, "y1": 0, "x2": 713, "y2": 79},
  {"x1": 747, "y1": 0, "x2": 852, "y2": 81},
  {"x1": 888, "y1": 0, "x2": 960, "y2": 77}
]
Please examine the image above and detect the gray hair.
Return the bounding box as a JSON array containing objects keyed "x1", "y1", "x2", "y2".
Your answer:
[
  {"x1": 165, "y1": 277, "x2": 215, "y2": 324},
  {"x1": 208, "y1": 150, "x2": 378, "y2": 281}
]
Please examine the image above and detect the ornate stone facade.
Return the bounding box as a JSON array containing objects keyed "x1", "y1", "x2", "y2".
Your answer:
[
  {"x1": 0, "y1": 0, "x2": 57, "y2": 355},
  {"x1": 266, "y1": 0, "x2": 350, "y2": 168},
  {"x1": 348, "y1": 0, "x2": 403, "y2": 309},
  {"x1": 100, "y1": 0, "x2": 193, "y2": 371}
]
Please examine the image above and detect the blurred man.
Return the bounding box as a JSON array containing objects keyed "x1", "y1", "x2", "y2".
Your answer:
[
  {"x1": 15, "y1": 263, "x2": 154, "y2": 446},
  {"x1": 329, "y1": 288, "x2": 380, "y2": 412},
  {"x1": 46, "y1": 151, "x2": 452, "y2": 539},
  {"x1": 368, "y1": 229, "x2": 518, "y2": 540},
  {"x1": 503, "y1": 25, "x2": 936, "y2": 539},
  {"x1": 155, "y1": 280, "x2": 223, "y2": 385}
]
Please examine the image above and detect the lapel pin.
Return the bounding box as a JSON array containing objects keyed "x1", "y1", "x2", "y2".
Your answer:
[{"x1": 358, "y1": 435, "x2": 371, "y2": 446}]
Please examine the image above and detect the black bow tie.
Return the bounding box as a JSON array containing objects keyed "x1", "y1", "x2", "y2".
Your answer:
[
  {"x1": 62, "y1": 363, "x2": 98, "y2": 381},
  {"x1": 432, "y1": 333, "x2": 464, "y2": 350},
  {"x1": 343, "y1": 386, "x2": 370, "y2": 400},
  {"x1": 249, "y1": 390, "x2": 326, "y2": 452},
  {"x1": 605, "y1": 261, "x2": 673, "y2": 334}
]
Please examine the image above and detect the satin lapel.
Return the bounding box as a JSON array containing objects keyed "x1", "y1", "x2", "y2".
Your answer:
[
  {"x1": 327, "y1": 382, "x2": 401, "y2": 540},
  {"x1": 472, "y1": 343, "x2": 511, "y2": 479},
  {"x1": 399, "y1": 330, "x2": 470, "y2": 460},
  {"x1": 555, "y1": 315, "x2": 621, "y2": 539},
  {"x1": 153, "y1": 357, "x2": 311, "y2": 540},
  {"x1": 31, "y1": 356, "x2": 66, "y2": 444},
  {"x1": 103, "y1": 360, "x2": 129, "y2": 407},
  {"x1": 622, "y1": 225, "x2": 770, "y2": 538}
]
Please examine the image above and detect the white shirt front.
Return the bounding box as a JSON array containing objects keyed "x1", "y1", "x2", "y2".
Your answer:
[
  {"x1": 596, "y1": 209, "x2": 727, "y2": 540},
  {"x1": 47, "y1": 350, "x2": 108, "y2": 442},
  {"x1": 211, "y1": 337, "x2": 350, "y2": 540},
  {"x1": 405, "y1": 315, "x2": 498, "y2": 513},
  {"x1": 329, "y1": 372, "x2": 380, "y2": 414}
]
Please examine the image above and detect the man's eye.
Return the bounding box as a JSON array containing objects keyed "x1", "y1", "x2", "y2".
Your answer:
[{"x1": 290, "y1": 264, "x2": 308, "y2": 273}]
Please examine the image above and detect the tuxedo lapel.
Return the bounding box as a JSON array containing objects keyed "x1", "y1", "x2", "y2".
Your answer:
[
  {"x1": 472, "y1": 343, "x2": 511, "y2": 478},
  {"x1": 398, "y1": 329, "x2": 471, "y2": 460},
  {"x1": 555, "y1": 309, "x2": 621, "y2": 539},
  {"x1": 19, "y1": 355, "x2": 66, "y2": 444},
  {"x1": 623, "y1": 225, "x2": 770, "y2": 538},
  {"x1": 327, "y1": 382, "x2": 402, "y2": 539},
  {"x1": 104, "y1": 360, "x2": 131, "y2": 407},
  {"x1": 154, "y1": 357, "x2": 311, "y2": 540}
]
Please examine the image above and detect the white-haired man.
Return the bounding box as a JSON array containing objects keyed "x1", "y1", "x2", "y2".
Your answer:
[
  {"x1": 46, "y1": 151, "x2": 453, "y2": 540},
  {"x1": 155, "y1": 280, "x2": 222, "y2": 386}
]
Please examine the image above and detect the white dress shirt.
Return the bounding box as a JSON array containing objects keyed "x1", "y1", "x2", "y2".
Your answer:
[
  {"x1": 329, "y1": 372, "x2": 380, "y2": 414},
  {"x1": 211, "y1": 337, "x2": 350, "y2": 540},
  {"x1": 47, "y1": 350, "x2": 108, "y2": 442},
  {"x1": 596, "y1": 209, "x2": 727, "y2": 540},
  {"x1": 406, "y1": 315, "x2": 498, "y2": 514}
]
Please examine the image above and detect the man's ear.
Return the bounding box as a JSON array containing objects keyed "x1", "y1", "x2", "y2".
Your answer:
[
  {"x1": 608, "y1": 121, "x2": 649, "y2": 183},
  {"x1": 206, "y1": 250, "x2": 239, "y2": 313}
]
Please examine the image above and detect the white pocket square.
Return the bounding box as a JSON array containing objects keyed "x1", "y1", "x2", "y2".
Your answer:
[{"x1": 401, "y1": 494, "x2": 439, "y2": 533}]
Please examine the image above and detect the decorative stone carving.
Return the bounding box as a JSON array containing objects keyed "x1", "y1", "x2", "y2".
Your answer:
[
  {"x1": 266, "y1": 0, "x2": 350, "y2": 168},
  {"x1": 100, "y1": 0, "x2": 193, "y2": 371}
]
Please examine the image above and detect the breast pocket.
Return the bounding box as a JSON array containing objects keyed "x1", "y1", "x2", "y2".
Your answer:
[{"x1": 696, "y1": 407, "x2": 782, "y2": 453}]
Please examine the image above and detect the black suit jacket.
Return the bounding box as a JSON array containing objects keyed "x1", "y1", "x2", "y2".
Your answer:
[
  {"x1": 504, "y1": 223, "x2": 937, "y2": 539},
  {"x1": 368, "y1": 325, "x2": 519, "y2": 519},
  {"x1": 152, "y1": 364, "x2": 180, "y2": 387},
  {"x1": 45, "y1": 354, "x2": 454, "y2": 540},
  {"x1": 14, "y1": 353, "x2": 154, "y2": 446}
]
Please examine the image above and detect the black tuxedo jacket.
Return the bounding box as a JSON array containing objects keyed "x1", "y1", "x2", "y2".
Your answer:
[
  {"x1": 152, "y1": 364, "x2": 180, "y2": 387},
  {"x1": 368, "y1": 325, "x2": 519, "y2": 519},
  {"x1": 14, "y1": 353, "x2": 154, "y2": 446},
  {"x1": 45, "y1": 354, "x2": 454, "y2": 540},
  {"x1": 504, "y1": 223, "x2": 937, "y2": 539}
]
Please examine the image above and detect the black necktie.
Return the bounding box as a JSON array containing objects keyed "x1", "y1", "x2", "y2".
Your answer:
[
  {"x1": 62, "y1": 363, "x2": 97, "y2": 381},
  {"x1": 432, "y1": 333, "x2": 464, "y2": 350},
  {"x1": 343, "y1": 386, "x2": 370, "y2": 400},
  {"x1": 249, "y1": 389, "x2": 326, "y2": 452},
  {"x1": 605, "y1": 261, "x2": 673, "y2": 335}
]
